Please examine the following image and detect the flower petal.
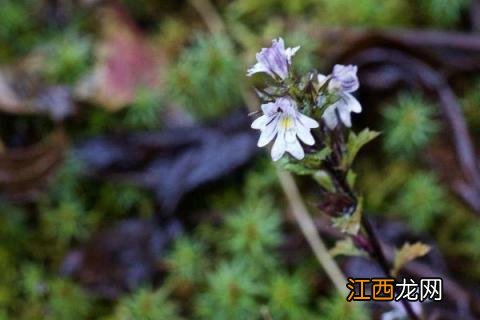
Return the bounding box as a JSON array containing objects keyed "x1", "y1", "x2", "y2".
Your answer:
[
  {"x1": 338, "y1": 106, "x2": 352, "y2": 127},
  {"x1": 261, "y1": 102, "x2": 278, "y2": 116},
  {"x1": 274, "y1": 38, "x2": 285, "y2": 51},
  {"x1": 271, "y1": 131, "x2": 286, "y2": 161},
  {"x1": 295, "y1": 122, "x2": 315, "y2": 145},
  {"x1": 322, "y1": 105, "x2": 338, "y2": 129},
  {"x1": 332, "y1": 64, "x2": 359, "y2": 93},
  {"x1": 317, "y1": 74, "x2": 328, "y2": 87},
  {"x1": 285, "y1": 46, "x2": 300, "y2": 63},
  {"x1": 297, "y1": 113, "x2": 319, "y2": 129},
  {"x1": 257, "y1": 118, "x2": 278, "y2": 147},
  {"x1": 259, "y1": 40, "x2": 289, "y2": 79},
  {"x1": 285, "y1": 126, "x2": 297, "y2": 144},
  {"x1": 246, "y1": 62, "x2": 273, "y2": 77},
  {"x1": 251, "y1": 115, "x2": 268, "y2": 129},
  {"x1": 286, "y1": 137, "x2": 305, "y2": 160},
  {"x1": 344, "y1": 93, "x2": 362, "y2": 113}
]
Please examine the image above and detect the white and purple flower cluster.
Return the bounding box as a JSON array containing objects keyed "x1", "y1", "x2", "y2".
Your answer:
[
  {"x1": 318, "y1": 64, "x2": 362, "y2": 129},
  {"x1": 248, "y1": 38, "x2": 362, "y2": 161}
]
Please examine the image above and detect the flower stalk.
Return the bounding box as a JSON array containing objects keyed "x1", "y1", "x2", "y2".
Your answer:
[{"x1": 248, "y1": 38, "x2": 422, "y2": 320}]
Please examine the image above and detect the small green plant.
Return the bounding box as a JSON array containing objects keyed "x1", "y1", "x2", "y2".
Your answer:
[
  {"x1": 111, "y1": 288, "x2": 183, "y2": 320},
  {"x1": 167, "y1": 35, "x2": 242, "y2": 120},
  {"x1": 19, "y1": 264, "x2": 92, "y2": 320},
  {"x1": 382, "y1": 94, "x2": 439, "y2": 158},
  {"x1": 420, "y1": 0, "x2": 469, "y2": 27},
  {"x1": 123, "y1": 88, "x2": 163, "y2": 130},
  {"x1": 267, "y1": 273, "x2": 313, "y2": 320},
  {"x1": 195, "y1": 261, "x2": 262, "y2": 320},
  {"x1": 223, "y1": 196, "x2": 282, "y2": 263},
  {"x1": 42, "y1": 31, "x2": 92, "y2": 84},
  {"x1": 0, "y1": 0, "x2": 38, "y2": 58},
  {"x1": 166, "y1": 237, "x2": 207, "y2": 286},
  {"x1": 317, "y1": 0, "x2": 412, "y2": 27},
  {"x1": 393, "y1": 172, "x2": 447, "y2": 231},
  {"x1": 318, "y1": 293, "x2": 370, "y2": 320},
  {"x1": 39, "y1": 200, "x2": 92, "y2": 246}
]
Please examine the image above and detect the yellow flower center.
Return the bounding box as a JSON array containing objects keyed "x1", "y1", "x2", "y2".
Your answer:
[{"x1": 279, "y1": 116, "x2": 294, "y2": 129}]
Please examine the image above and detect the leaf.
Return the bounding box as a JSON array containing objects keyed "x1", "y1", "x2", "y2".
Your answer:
[
  {"x1": 281, "y1": 147, "x2": 331, "y2": 176},
  {"x1": 331, "y1": 197, "x2": 363, "y2": 235},
  {"x1": 342, "y1": 129, "x2": 380, "y2": 169},
  {"x1": 74, "y1": 6, "x2": 164, "y2": 111},
  {"x1": 329, "y1": 238, "x2": 366, "y2": 258},
  {"x1": 304, "y1": 147, "x2": 332, "y2": 167},
  {"x1": 313, "y1": 170, "x2": 335, "y2": 192},
  {"x1": 281, "y1": 162, "x2": 316, "y2": 175},
  {"x1": 391, "y1": 242, "x2": 431, "y2": 277}
]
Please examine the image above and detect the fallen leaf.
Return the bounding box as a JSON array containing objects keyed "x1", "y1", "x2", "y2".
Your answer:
[
  {"x1": 74, "y1": 6, "x2": 164, "y2": 111},
  {"x1": 329, "y1": 237, "x2": 367, "y2": 258},
  {"x1": 0, "y1": 130, "x2": 68, "y2": 202},
  {"x1": 74, "y1": 111, "x2": 258, "y2": 213},
  {"x1": 391, "y1": 242, "x2": 431, "y2": 277}
]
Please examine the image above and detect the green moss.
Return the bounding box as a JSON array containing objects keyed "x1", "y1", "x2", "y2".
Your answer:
[
  {"x1": 317, "y1": 0, "x2": 413, "y2": 27},
  {"x1": 268, "y1": 273, "x2": 313, "y2": 320},
  {"x1": 195, "y1": 261, "x2": 263, "y2": 320},
  {"x1": 111, "y1": 287, "x2": 183, "y2": 320},
  {"x1": 393, "y1": 172, "x2": 447, "y2": 231},
  {"x1": 382, "y1": 94, "x2": 439, "y2": 158},
  {"x1": 167, "y1": 34, "x2": 243, "y2": 120},
  {"x1": 419, "y1": 0, "x2": 469, "y2": 27},
  {"x1": 42, "y1": 31, "x2": 93, "y2": 84},
  {"x1": 0, "y1": 0, "x2": 39, "y2": 59},
  {"x1": 222, "y1": 196, "x2": 282, "y2": 265},
  {"x1": 318, "y1": 293, "x2": 370, "y2": 320}
]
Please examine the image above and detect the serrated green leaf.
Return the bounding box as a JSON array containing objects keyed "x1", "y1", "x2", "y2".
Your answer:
[
  {"x1": 329, "y1": 237, "x2": 366, "y2": 258},
  {"x1": 304, "y1": 147, "x2": 332, "y2": 166},
  {"x1": 342, "y1": 129, "x2": 380, "y2": 169},
  {"x1": 391, "y1": 242, "x2": 431, "y2": 277},
  {"x1": 332, "y1": 197, "x2": 363, "y2": 236}
]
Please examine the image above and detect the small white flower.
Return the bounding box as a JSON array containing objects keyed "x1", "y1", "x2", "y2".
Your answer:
[
  {"x1": 318, "y1": 64, "x2": 362, "y2": 129},
  {"x1": 247, "y1": 38, "x2": 300, "y2": 80},
  {"x1": 251, "y1": 97, "x2": 319, "y2": 161}
]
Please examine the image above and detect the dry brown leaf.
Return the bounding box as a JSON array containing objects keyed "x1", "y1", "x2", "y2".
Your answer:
[
  {"x1": 0, "y1": 130, "x2": 68, "y2": 202},
  {"x1": 391, "y1": 242, "x2": 431, "y2": 277},
  {"x1": 74, "y1": 6, "x2": 164, "y2": 111}
]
